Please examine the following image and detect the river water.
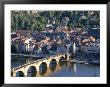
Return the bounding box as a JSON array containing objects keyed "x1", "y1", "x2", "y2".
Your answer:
[{"x1": 11, "y1": 55, "x2": 100, "y2": 77}]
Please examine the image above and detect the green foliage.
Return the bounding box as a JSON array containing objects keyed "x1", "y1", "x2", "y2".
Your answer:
[
  {"x1": 11, "y1": 11, "x2": 45, "y2": 32},
  {"x1": 11, "y1": 11, "x2": 100, "y2": 32}
]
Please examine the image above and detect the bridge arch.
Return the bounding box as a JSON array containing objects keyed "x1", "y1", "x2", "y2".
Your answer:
[
  {"x1": 50, "y1": 59, "x2": 57, "y2": 64},
  {"x1": 49, "y1": 59, "x2": 57, "y2": 72},
  {"x1": 59, "y1": 56, "x2": 65, "y2": 61},
  {"x1": 11, "y1": 71, "x2": 13, "y2": 76},
  {"x1": 27, "y1": 66, "x2": 37, "y2": 77},
  {"x1": 69, "y1": 54, "x2": 74, "y2": 59},
  {"x1": 39, "y1": 62, "x2": 47, "y2": 75},
  {"x1": 16, "y1": 71, "x2": 25, "y2": 77}
]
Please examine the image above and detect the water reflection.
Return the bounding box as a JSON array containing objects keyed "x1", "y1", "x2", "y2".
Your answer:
[
  {"x1": 58, "y1": 60, "x2": 65, "y2": 67},
  {"x1": 12, "y1": 56, "x2": 100, "y2": 77},
  {"x1": 66, "y1": 62, "x2": 77, "y2": 76},
  {"x1": 49, "y1": 59, "x2": 57, "y2": 72},
  {"x1": 39, "y1": 62, "x2": 47, "y2": 76},
  {"x1": 60, "y1": 61, "x2": 77, "y2": 73}
]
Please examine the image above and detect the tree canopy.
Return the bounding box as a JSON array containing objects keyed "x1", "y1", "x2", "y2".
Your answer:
[{"x1": 11, "y1": 11, "x2": 100, "y2": 32}]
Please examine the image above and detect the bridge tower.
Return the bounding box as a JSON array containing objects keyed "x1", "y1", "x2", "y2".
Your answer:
[{"x1": 66, "y1": 44, "x2": 71, "y2": 60}]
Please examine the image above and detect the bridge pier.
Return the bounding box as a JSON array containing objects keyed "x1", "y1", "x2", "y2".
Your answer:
[{"x1": 12, "y1": 71, "x2": 16, "y2": 77}]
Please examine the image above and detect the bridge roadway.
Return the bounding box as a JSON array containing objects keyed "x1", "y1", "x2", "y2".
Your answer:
[{"x1": 11, "y1": 54, "x2": 71, "y2": 77}]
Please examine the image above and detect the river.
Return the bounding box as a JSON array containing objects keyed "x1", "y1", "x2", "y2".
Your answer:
[{"x1": 11, "y1": 55, "x2": 100, "y2": 77}]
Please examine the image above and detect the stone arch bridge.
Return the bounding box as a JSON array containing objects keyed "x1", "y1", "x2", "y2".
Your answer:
[{"x1": 11, "y1": 54, "x2": 71, "y2": 77}]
